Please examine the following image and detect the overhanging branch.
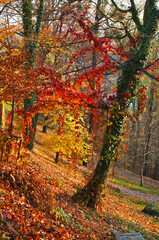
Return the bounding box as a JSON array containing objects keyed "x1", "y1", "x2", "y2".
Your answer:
[
  {"x1": 36, "y1": 99, "x2": 109, "y2": 110},
  {"x1": 111, "y1": 0, "x2": 131, "y2": 13},
  {"x1": 142, "y1": 70, "x2": 159, "y2": 82},
  {"x1": 0, "y1": 2, "x2": 11, "y2": 15}
]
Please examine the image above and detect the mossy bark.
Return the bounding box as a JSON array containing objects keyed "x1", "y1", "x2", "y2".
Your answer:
[
  {"x1": 22, "y1": 0, "x2": 44, "y2": 150},
  {"x1": 0, "y1": 102, "x2": 4, "y2": 129},
  {"x1": 75, "y1": 0, "x2": 159, "y2": 208},
  {"x1": 76, "y1": 109, "x2": 124, "y2": 207}
]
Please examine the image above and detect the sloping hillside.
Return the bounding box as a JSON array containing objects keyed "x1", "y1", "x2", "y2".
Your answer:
[{"x1": 0, "y1": 128, "x2": 159, "y2": 239}]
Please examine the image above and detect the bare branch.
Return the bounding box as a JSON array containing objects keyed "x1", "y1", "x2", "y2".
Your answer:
[
  {"x1": 142, "y1": 70, "x2": 159, "y2": 82},
  {"x1": 0, "y1": 2, "x2": 11, "y2": 15},
  {"x1": 143, "y1": 58, "x2": 159, "y2": 71},
  {"x1": 122, "y1": 24, "x2": 136, "y2": 48},
  {"x1": 111, "y1": 0, "x2": 131, "y2": 13}
]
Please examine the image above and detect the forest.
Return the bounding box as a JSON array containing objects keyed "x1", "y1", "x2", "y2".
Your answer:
[{"x1": 0, "y1": 0, "x2": 159, "y2": 239}]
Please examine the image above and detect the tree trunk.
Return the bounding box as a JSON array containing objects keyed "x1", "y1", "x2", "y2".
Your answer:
[
  {"x1": 153, "y1": 162, "x2": 159, "y2": 180},
  {"x1": 143, "y1": 83, "x2": 155, "y2": 176},
  {"x1": 75, "y1": 0, "x2": 158, "y2": 208},
  {"x1": 22, "y1": 0, "x2": 44, "y2": 150},
  {"x1": 8, "y1": 98, "x2": 15, "y2": 136},
  {"x1": 42, "y1": 115, "x2": 48, "y2": 133},
  {"x1": 140, "y1": 164, "x2": 144, "y2": 187},
  {"x1": 0, "y1": 102, "x2": 4, "y2": 129},
  {"x1": 55, "y1": 151, "x2": 59, "y2": 163},
  {"x1": 132, "y1": 119, "x2": 140, "y2": 169},
  {"x1": 76, "y1": 111, "x2": 124, "y2": 207}
]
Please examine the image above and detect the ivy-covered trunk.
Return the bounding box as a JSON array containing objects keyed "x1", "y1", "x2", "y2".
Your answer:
[
  {"x1": 0, "y1": 102, "x2": 4, "y2": 129},
  {"x1": 22, "y1": 0, "x2": 44, "y2": 150},
  {"x1": 75, "y1": 0, "x2": 159, "y2": 208},
  {"x1": 76, "y1": 110, "x2": 124, "y2": 207}
]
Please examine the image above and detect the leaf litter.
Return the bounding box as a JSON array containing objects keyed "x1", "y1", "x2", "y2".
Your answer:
[{"x1": 0, "y1": 130, "x2": 159, "y2": 239}]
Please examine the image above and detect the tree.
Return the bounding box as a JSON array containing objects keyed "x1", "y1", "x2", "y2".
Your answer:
[
  {"x1": 75, "y1": 0, "x2": 159, "y2": 208},
  {"x1": 0, "y1": 0, "x2": 45, "y2": 145},
  {"x1": 22, "y1": 0, "x2": 44, "y2": 150},
  {"x1": 0, "y1": 0, "x2": 15, "y2": 130},
  {"x1": 118, "y1": 38, "x2": 159, "y2": 179},
  {"x1": 41, "y1": 110, "x2": 91, "y2": 164},
  {"x1": 0, "y1": 101, "x2": 4, "y2": 129}
]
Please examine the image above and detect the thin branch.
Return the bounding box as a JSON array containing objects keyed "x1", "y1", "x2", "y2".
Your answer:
[
  {"x1": 143, "y1": 58, "x2": 159, "y2": 70},
  {"x1": 104, "y1": 33, "x2": 127, "y2": 40},
  {"x1": 122, "y1": 24, "x2": 136, "y2": 48},
  {"x1": 36, "y1": 99, "x2": 109, "y2": 110},
  {"x1": 142, "y1": 70, "x2": 159, "y2": 82},
  {"x1": 111, "y1": 0, "x2": 131, "y2": 13},
  {"x1": 0, "y1": 2, "x2": 11, "y2": 15},
  {"x1": 43, "y1": 40, "x2": 88, "y2": 49}
]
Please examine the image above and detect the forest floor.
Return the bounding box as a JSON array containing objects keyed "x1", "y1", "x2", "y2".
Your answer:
[
  {"x1": 0, "y1": 126, "x2": 159, "y2": 239},
  {"x1": 73, "y1": 165, "x2": 159, "y2": 204}
]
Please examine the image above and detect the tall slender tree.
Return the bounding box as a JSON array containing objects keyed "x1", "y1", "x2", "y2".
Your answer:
[
  {"x1": 22, "y1": 0, "x2": 44, "y2": 150},
  {"x1": 0, "y1": 102, "x2": 4, "y2": 129},
  {"x1": 75, "y1": 0, "x2": 159, "y2": 208}
]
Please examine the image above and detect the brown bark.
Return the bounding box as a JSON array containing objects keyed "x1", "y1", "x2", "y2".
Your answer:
[{"x1": 0, "y1": 102, "x2": 4, "y2": 129}]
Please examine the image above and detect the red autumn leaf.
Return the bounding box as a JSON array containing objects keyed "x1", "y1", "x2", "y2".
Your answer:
[
  {"x1": 155, "y1": 90, "x2": 159, "y2": 99},
  {"x1": 124, "y1": 145, "x2": 129, "y2": 152}
]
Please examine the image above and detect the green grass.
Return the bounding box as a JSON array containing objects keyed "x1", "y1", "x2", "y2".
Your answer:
[
  {"x1": 128, "y1": 197, "x2": 150, "y2": 206},
  {"x1": 110, "y1": 178, "x2": 159, "y2": 196}
]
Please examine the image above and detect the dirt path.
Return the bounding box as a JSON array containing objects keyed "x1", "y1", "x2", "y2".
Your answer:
[
  {"x1": 77, "y1": 166, "x2": 159, "y2": 205},
  {"x1": 107, "y1": 181, "x2": 159, "y2": 205},
  {"x1": 113, "y1": 167, "x2": 159, "y2": 191}
]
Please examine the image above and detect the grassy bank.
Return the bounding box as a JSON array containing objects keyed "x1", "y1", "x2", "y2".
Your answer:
[{"x1": 110, "y1": 178, "x2": 159, "y2": 196}]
